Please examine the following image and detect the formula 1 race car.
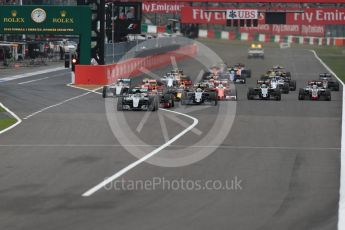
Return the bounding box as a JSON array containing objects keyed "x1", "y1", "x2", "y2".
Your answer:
[
  {"x1": 141, "y1": 79, "x2": 165, "y2": 91},
  {"x1": 102, "y1": 78, "x2": 131, "y2": 98},
  {"x1": 233, "y1": 63, "x2": 251, "y2": 78},
  {"x1": 298, "y1": 81, "x2": 331, "y2": 101},
  {"x1": 319, "y1": 73, "x2": 340, "y2": 91},
  {"x1": 161, "y1": 73, "x2": 178, "y2": 88},
  {"x1": 213, "y1": 79, "x2": 237, "y2": 100},
  {"x1": 262, "y1": 68, "x2": 296, "y2": 91},
  {"x1": 180, "y1": 86, "x2": 218, "y2": 105},
  {"x1": 117, "y1": 88, "x2": 159, "y2": 111},
  {"x1": 159, "y1": 93, "x2": 175, "y2": 108},
  {"x1": 248, "y1": 43, "x2": 264, "y2": 59},
  {"x1": 247, "y1": 80, "x2": 281, "y2": 100},
  {"x1": 228, "y1": 67, "x2": 246, "y2": 84},
  {"x1": 272, "y1": 65, "x2": 292, "y2": 79},
  {"x1": 268, "y1": 76, "x2": 290, "y2": 94}
]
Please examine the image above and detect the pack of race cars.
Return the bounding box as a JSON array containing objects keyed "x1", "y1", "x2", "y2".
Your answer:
[
  {"x1": 102, "y1": 63, "x2": 339, "y2": 111},
  {"x1": 247, "y1": 66, "x2": 339, "y2": 101}
]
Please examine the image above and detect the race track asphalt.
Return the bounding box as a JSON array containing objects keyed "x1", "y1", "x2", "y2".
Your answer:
[{"x1": 0, "y1": 40, "x2": 341, "y2": 230}]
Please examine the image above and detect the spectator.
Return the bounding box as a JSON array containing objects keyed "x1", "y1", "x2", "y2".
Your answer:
[
  {"x1": 126, "y1": 7, "x2": 135, "y2": 19},
  {"x1": 119, "y1": 9, "x2": 126, "y2": 20}
]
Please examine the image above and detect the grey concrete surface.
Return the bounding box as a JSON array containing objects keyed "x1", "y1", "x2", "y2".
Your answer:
[
  {"x1": 0, "y1": 40, "x2": 341, "y2": 230},
  {"x1": 0, "y1": 61, "x2": 64, "y2": 79}
]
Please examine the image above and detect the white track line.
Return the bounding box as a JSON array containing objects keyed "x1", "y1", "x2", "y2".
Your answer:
[
  {"x1": 22, "y1": 80, "x2": 103, "y2": 120},
  {"x1": 66, "y1": 83, "x2": 103, "y2": 94},
  {"x1": 18, "y1": 72, "x2": 66, "y2": 85},
  {"x1": 310, "y1": 50, "x2": 345, "y2": 230},
  {"x1": 0, "y1": 103, "x2": 22, "y2": 135},
  {"x1": 0, "y1": 144, "x2": 339, "y2": 151},
  {"x1": 0, "y1": 67, "x2": 65, "y2": 83},
  {"x1": 66, "y1": 81, "x2": 200, "y2": 197},
  {"x1": 18, "y1": 77, "x2": 50, "y2": 85},
  {"x1": 23, "y1": 92, "x2": 91, "y2": 120},
  {"x1": 82, "y1": 108, "x2": 199, "y2": 197}
]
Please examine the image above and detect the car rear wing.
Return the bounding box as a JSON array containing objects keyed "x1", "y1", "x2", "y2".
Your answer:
[
  {"x1": 257, "y1": 80, "x2": 270, "y2": 85},
  {"x1": 180, "y1": 79, "x2": 192, "y2": 85},
  {"x1": 319, "y1": 73, "x2": 332, "y2": 79},
  {"x1": 308, "y1": 80, "x2": 323, "y2": 86},
  {"x1": 272, "y1": 65, "x2": 284, "y2": 70}
]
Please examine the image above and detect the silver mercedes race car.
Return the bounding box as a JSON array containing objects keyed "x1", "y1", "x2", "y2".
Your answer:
[
  {"x1": 247, "y1": 80, "x2": 281, "y2": 101},
  {"x1": 180, "y1": 85, "x2": 218, "y2": 106},
  {"x1": 102, "y1": 78, "x2": 131, "y2": 98},
  {"x1": 117, "y1": 88, "x2": 159, "y2": 111}
]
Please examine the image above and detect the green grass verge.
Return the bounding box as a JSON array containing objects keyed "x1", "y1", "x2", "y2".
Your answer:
[
  {"x1": 0, "y1": 105, "x2": 17, "y2": 131},
  {"x1": 0, "y1": 118, "x2": 17, "y2": 131},
  {"x1": 314, "y1": 46, "x2": 345, "y2": 83}
]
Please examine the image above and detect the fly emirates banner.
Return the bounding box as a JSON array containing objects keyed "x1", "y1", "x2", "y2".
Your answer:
[{"x1": 181, "y1": 7, "x2": 345, "y2": 25}]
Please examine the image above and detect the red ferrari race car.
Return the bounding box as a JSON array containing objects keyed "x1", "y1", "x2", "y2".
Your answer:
[
  {"x1": 141, "y1": 79, "x2": 164, "y2": 91},
  {"x1": 209, "y1": 79, "x2": 237, "y2": 101}
]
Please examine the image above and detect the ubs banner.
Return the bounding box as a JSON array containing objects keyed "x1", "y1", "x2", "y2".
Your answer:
[{"x1": 181, "y1": 6, "x2": 345, "y2": 36}]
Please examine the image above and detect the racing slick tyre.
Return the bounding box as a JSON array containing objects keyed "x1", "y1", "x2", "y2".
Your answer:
[
  {"x1": 286, "y1": 72, "x2": 291, "y2": 78},
  {"x1": 325, "y1": 90, "x2": 332, "y2": 101},
  {"x1": 162, "y1": 94, "x2": 173, "y2": 108},
  {"x1": 274, "y1": 89, "x2": 281, "y2": 101},
  {"x1": 243, "y1": 70, "x2": 251, "y2": 78},
  {"x1": 290, "y1": 80, "x2": 297, "y2": 91},
  {"x1": 298, "y1": 89, "x2": 305, "y2": 100},
  {"x1": 214, "y1": 98, "x2": 218, "y2": 106},
  {"x1": 260, "y1": 75, "x2": 268, "y2": 81},
  {"x1": 334, "y1": 82, "x2": 340, "y2": 91},
  {"x1": 102, "y1": 86, "x2": 107, "y2": 98},
  {"x1": 247, "y1": 88, "x2": 255, "y2": 100},
  {"x1": 209, "y1": 92, "x2": 218, "y2": 106},
  {"x1": 117, "y1": 98, "x2": 123, "y2": 111},
  {"x1": 149, "y1": 96, "x2": 159, "y2": 111},
  {"x1": 180, "y1": 92, "x2": 188, "y2": 105},
  {"x1": 282, "y1": 84, "x2": 290, "y2": 94}
]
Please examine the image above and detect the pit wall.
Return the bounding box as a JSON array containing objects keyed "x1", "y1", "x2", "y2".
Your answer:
[
  {"x1": 75, "y1": 44, "x2": 197, "y2": 85},
  {"x1": 198, "y1": 29, "x2": 345, "y2": 46}
]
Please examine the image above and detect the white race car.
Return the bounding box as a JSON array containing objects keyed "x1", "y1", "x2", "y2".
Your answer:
[{"x1": 102, "y1": 78, "x2": 131, "y2": 98}]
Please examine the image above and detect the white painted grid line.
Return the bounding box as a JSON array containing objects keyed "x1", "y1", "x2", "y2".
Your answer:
[
  {"x1": 0, "y1": 103, "x2": 22, "y2": 135},
  {"x1": 82, "y1": 108, "x2": 199, "y2": 197}
]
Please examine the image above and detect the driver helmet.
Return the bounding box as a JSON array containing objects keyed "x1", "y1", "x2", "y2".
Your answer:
[
  {"x1": 312, "y1": 84, "x2": 317, "y2": 89},
  {"x1": 196, "y1": 88, "x2": 202, "y2": 92}
]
